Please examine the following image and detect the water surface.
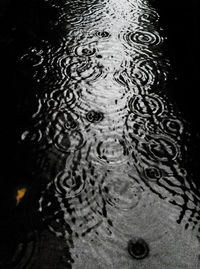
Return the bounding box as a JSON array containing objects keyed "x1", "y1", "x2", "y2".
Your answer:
[{"x1": 0, "y1": 0, "x2": 200, "y2": 268}]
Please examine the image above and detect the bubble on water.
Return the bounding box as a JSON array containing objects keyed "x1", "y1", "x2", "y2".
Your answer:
[
  {"x1": 93, "y1": 137, "x2": 128, "y2": 166},
  {"x1": 128, "y1": 94, "x2": 165, "y2": 117},
  {"x1": 88, "y1": 29, "x2": 111, "y2": 39},
  {"x1": 72, "y1": 42, "x2": 98, "y2": 57},
  {"x1": 129, "y1": 56, "x2": 169, "y2": 91},
  {"x1": 147, "y1": 135, "x2": 179, "y2": 162},
  {"x1": 20, "y1": 48, "x2": 44, "y2": 67},
  {"x1": 127, "y1": 237, "x2": 149, "y2": 259},
  {"x1": 120, "y1": 29, "x2": 163, "y2": 49},
  {"x1": 161, "y1": 117, "x2": 184, "y2": 137},
  {"x1": 138, "y1": 9, "x2": 159, "y2": 24},
  {"x1": 54, "y1": 170, "x2": 85, "y2": 199},
  {"x1": 86, "y1": 110, "x2": 104, "y2": 123},
  {"x1": 66, "y1": 59, "x2": 103, "y2": 82},
  {"x1": 144, "y1": 167, "x2": 162, "y2": 182}
]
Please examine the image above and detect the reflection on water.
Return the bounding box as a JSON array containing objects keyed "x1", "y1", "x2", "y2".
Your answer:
[{"x1": 7, "y1": 0, "x2": 200, "y2": 268}]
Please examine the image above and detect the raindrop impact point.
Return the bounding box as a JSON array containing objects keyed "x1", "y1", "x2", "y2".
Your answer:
[{"x1": 127, "y1": 238, "x2": 149, "y2": 260}]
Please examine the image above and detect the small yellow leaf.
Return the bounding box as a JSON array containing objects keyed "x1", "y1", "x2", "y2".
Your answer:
[{"x1": 16, "y1": 188, "x2": 27, "y2": 205}]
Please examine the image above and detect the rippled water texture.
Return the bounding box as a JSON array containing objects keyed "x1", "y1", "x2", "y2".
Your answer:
[{"x1": 17, "y1": 0, "x2": 200, "y2": 268}]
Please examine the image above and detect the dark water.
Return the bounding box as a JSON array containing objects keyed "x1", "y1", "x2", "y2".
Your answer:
[
  {"x1": 0, "y1": 0, "x2": 200, "y2": 268},
  {"x1": 152, "y1": 0, "x2": 199, "y2": 132}
]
